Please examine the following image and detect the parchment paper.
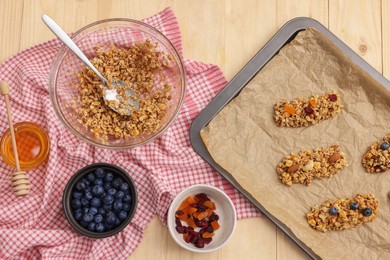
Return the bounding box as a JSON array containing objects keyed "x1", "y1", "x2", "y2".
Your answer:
[{"x1": 200, "y1": 28, "x2": 390, "y2": 260}]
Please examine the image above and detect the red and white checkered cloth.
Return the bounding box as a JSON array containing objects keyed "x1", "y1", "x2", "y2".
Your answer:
[{"x1": 0, "y1": 8, "x2": 260, "y2": 259}]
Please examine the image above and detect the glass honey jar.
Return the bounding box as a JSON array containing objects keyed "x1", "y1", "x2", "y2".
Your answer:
[{"x1": 0, "y1": 121, "x2": 50, "y2": 170}]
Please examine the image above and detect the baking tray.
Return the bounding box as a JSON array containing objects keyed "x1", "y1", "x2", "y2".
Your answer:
[{"x1": 189, "y1": 17, "x2": 390, "y2": 260}]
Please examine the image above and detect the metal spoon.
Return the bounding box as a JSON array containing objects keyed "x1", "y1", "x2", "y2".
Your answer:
[{"x1": 42, "y1": 14, "x2": 139, "y2": 115}]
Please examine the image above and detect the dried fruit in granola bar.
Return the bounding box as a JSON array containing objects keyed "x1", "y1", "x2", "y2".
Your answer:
[
  {"x1": 307, "y1": 194, "x2": 379, "y2": 232},
  {"x1": 273, "y1": 92, "x2": 342, "y2": 127},
  {"x1": 276, "y1": 144, "x2": 348, "y2": 186}
]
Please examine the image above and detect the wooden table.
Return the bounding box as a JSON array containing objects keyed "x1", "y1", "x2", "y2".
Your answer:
[{"x1": 1, "y1": 1, "x2": 388, "y2": 259}]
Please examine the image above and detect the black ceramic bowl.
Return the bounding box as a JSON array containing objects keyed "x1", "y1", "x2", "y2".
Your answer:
[{"x1": 63, "y1": 163, "x2": 138, "y2": 238}]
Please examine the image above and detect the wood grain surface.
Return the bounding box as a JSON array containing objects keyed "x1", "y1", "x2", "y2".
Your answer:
[{"x1": 0, "y1": 1, "x2": 387, "y2": 259}]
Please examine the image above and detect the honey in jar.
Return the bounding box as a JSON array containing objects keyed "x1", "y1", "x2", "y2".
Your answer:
[{"x1": 0, "y1": 122, "x2": 50, "y2": 170}]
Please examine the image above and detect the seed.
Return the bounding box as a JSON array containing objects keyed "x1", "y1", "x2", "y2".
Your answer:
[{"x1": 285, "y1": 160, "x2": 293, "y2": 167}]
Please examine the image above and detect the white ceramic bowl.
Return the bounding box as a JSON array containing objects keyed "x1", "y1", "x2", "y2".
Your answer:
[{"x1": 167, "y1": 184, "x2": 237, "y2": 253}]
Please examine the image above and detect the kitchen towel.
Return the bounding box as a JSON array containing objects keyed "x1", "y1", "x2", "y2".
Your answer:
[{"x1": 0, "y1": 7, "x2": 259, "y2": 259}]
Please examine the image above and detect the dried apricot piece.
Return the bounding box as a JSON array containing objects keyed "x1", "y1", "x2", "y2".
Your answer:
[
  {"x1": 284, "y1": 104, "x2": 296, "y2": 115},
  {"x1": 202, "y1": 232, "x2": 215, "y2": 238},
  {"x1": 211, "y1": 221, "x2": 220, "y2": 231},
  {"x1": 187, "y1": 207, "x2": 197, "y2": 215},
  {"x1": 206, "y1": 209, "x2": 213, "y2": 218},
  {"x1": 186, "y1": 217, "x2": 197, "y2": 229},
  {"x1": 178, "y1": 200, "x2": 189, "y2": 211},
  {"x1": 186, "y1": 196, "x2": 196, "y2": 205},
  {"x1": 178, "y1": 213, "x2": 189, "y2": 221},
  {"x1": 197, "y1": 211, "x2": 209, "y2": 220},
  {"x1": 309, "y1": 98, "x2": 317, "y2": 107},
  {"x1": 203, "y1": 200, "x2": 216, "y2": 210}
]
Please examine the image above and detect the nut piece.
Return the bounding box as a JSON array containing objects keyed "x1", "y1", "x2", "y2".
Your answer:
[
  {"x1": 303, "y1": 160, "x2": 314, "y2": 172},
  {"x1": 287, "y1": 164, "x2": 300, "y2": 173},
  {"x1": 328, "y1": 153, "x2": 341, "y2": 164}
]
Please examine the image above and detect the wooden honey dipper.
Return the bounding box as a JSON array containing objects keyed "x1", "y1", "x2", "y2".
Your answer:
[{"x1": 0, "y1": 81, "x2": 30, "y2": 196}]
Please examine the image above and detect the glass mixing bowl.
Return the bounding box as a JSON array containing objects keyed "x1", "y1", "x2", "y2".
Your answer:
[{"x1": 49, "y1": 19, "x2": 185, "y2": 149}]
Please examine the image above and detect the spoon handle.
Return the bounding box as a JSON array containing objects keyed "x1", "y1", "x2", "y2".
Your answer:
[{"x1": 41, "y1": 14, "x2": 106, "y2": 84}]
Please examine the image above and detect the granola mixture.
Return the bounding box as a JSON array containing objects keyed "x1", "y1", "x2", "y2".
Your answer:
[
  {"x1": 362, "y1": 135, "x2": 390, "y2": 173},
  {"x1": 276, "y1": 144, "x2": 348, "y2": 186},
  {"x1": 307, "y1": 194, "x2": 379, "y2": 232},
  {"x1": 273, "y1": 92, "x2": 342, "y2": 127},
  {"x1": 71, "y1": 40, "x2": 173, "y2": 140}
]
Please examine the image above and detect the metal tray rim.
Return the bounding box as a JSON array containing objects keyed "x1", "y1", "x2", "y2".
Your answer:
[{"x1": 189, "y1": 17, "x2": 390, "y2": 260}]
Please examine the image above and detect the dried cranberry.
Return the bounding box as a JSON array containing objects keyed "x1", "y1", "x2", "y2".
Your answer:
[
  {"x1": 199, "y1": 228, "x2": 206, "y2": 235},
  {"x1": 185, "y1": 234, "x2": 193, "y2": 243},
  {"x1": 203, "y1": 237, "x2": 212, "y2": 244},
  {"x1": 191, "y1": 235, "x2": 199, "y2": 244},
  {"x1": 304, "y1": 106, "x2": 314, "y2": 115},
  {"x1": 175, "y1": 218, "x2": 182, "y2": 227},
  {"x1": 209, "y1": 213, "x2": 219, "y2": 222},
  {"x1": 195, "y1": 239, "x2": 205, "y2": 248},
  {"x1": 198, "y1": 205, "x2": 207, "y2": 212},
  {"x1": 187, "y1": 226, "x2": 194, "y2": 232},
  {"x1": 329, "y1": 94, "x2": 337, "y2": 102},
  {"x1": 195, "y1": 193, "x2": 210, "y2": 201},
  {"x1": 175, "y1": 210, "x2": 184, "y2": 216},
  {"x1": 175, "y1": 226, "x2": 187, "y2": 234}
]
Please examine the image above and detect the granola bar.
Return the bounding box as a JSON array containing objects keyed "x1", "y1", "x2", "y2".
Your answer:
[
  {"x1": 362, "y1": 135, "x2": 390, "y2": 173},
  {"x1": 273, "y1": 92, "x2": 342, "y2": 127},
  {"x1": 307, "y1": 194, "x2": 379, "y2": 232},
  {"x1": 276, "y1": 144, "x2": 348, "y2": 186}
]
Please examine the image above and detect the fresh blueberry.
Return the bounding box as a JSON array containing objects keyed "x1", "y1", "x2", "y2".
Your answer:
[
  {"x1": 91, "y1": 198, "x2": 102, "y2": 208},
  {"x1": 104, "y1": 172, "x2": 114, "y2": 182},
  {"x1": 95, "y1": 223, "x2": 105, "y2": 232},
  {"x1": 115, "y1": 191, "x2": 125, "y2": 200},
  {"x1": 83, "y1": 212, "x2": 94, "y2": 222},
  {"x1": 98, "y1": 208, "x2": 106, "y2": 215},
  {"x1": 119, "y1": 183, "x2": 129, "y2": 193},
  {"x1": 350, "y1": 202, "x2": 359, "y2": 210},
  {"x1": 123, "y1": 194, "x2": 132, "y2": 203},
  {"x1": 94, "y1": 178, "x2": 103, "y2": 186},
  {"x1": 81, "y1": 178, "x2": 91, "y2": 187},
  {"x1": 79, "y1": 221, "x2": 88, "y2": 227},
  {"x1": 114, "y1": 217, "x2": 121, "y2": 226},
  {"x1": 362, "y1": 208, "x2": 372, "y2": 217},
  {"x1": 106, "y1": 212, "x2": 117, "y2": 225},
  {"x1": 329, "y1": 207, "x2": 338, "y2": 215},
  {"x1": 107, "y1": 188, "x2": 117, "y2": 196},
  {"x1": 94, "y1": 214, "x2": 103, "y2": 223},
  {"x1": 113, "y1": 201, "x2": 123, "y2": 212},
  {"x1": 74, "y1": 209, "x2": 83, "y2": 220},
  {"x1": 103, "y1": 203, "x2": 113, "y2": 211},
  {"x1": 118, "y1": 211, "x2": 128, "y2": 221},
  {"x1": 112, "y1": 178, "x2": 123, "y2": 189},
  {"x1": 92, "y1": 185, "x2": 104, "y2": 196},
  {"x1": 103, "y1": 194, "x2": 115, "y2": 204},
  {"x1": 84, "y1": 190, "x2": 93, "y2": 200},
  {"x1": 72, "y1": 191, "x2": 83, "y2": 199},
  {"x1": 87, "y1": 172, "x2": 95, "y2": 182},
  {"x1": 89, "y1": 207, "x2": 98, "y2": 215},
  {"x1": 380, "y1": 142, "x2": 389, "y2": 150},
  {"x1": 103, "y1": 182, "x2": 112, "y2": 191},
  {"x1": 106, "y1": 224, "x2": 114, "y2": 231},
  {"x1": 87, "y1": 222, "x2": 96, "y2": 231},
  {"x1": 95, "y1": 168, "x2": 105, "y2": 178},
  {"x1": 76, "y1": 181, "x2": 86, "y2": 191},
  {"x1": 82, "y1": 208, "x2": 89, "y2": 214},
  {"x1": 71, "y1": 199, "x2": 81, "y2": 209},
  {"x1": 122, "y1": 203, "x2": 131, "y2": 212},
  {"x1": 81, "y1": 197, "x2": 90, "y2": 207}
]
